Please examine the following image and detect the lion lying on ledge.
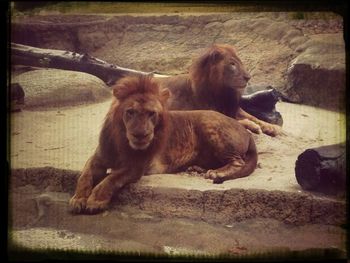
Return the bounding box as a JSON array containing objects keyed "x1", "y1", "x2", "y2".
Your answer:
[
  {"x1": 70, "y1": 75, "x2": 257, "y2": 214},
  {"x1": 157, "y1": 44, "x2": 282, "y2": 136}
]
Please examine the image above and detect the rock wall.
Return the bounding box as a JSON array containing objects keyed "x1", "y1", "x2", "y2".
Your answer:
[{"x1": 11, "y1": 12, "x2": 345, "y2": 110}]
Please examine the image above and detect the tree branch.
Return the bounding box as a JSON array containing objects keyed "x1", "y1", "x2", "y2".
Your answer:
[{"x1": 11, "y1": 42, "x2": 157, "y2": 85}]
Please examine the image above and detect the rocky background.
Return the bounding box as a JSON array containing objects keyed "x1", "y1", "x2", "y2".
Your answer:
[{"x1": 11, "y1": 12, "x2": 345, "y2": 111}]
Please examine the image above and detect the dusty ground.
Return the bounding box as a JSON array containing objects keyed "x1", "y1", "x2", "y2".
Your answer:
[{"x1": 10, "y1": 99, "x2": 346, "y2": 193}]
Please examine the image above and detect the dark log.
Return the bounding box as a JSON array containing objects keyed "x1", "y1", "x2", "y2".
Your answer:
[
  {"x1": 295, "y1": 143, "x2": 346, "y2": 196},
  {"x1": 240, "y1": 89, "x2": 283, "y2": 126},
  {"x1": 10, "y1": 83, "x2": 25, "y2": 112},
  {"x1": 11, "y1": 42, "x2": 153, "y2": 86}
]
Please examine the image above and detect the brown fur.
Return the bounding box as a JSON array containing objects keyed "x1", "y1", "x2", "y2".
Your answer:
[
  {"x1": 70, "y1": 76, "x2": 258, "y2": 214},
  {"x1": 157, "y1": 43, "x2": 282, "y2": 136}
]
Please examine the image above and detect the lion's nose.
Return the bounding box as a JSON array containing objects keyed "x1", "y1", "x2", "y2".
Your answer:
[{"x1": 244, "y1": 73, "x2": 251, "y2": 82}]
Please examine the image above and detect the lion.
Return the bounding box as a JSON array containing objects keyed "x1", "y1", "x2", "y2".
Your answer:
[
  {"x1": 69, "y1": 75, "x2": 258, "y2": 214},
  {"x1": 156, "y1": 43, "x2": 282, "y2": 136}
]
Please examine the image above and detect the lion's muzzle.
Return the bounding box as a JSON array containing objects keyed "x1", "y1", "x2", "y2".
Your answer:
[{"x1": 127, "y1": 132, "x2": 154, "y2": 150}]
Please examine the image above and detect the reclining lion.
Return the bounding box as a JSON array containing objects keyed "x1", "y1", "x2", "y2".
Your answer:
[
  {"x1": 70, "y1": 75, "x2": 257, "y2": 214},
  {"x1": 157, "y1": 43, "x2": 282, "y2": 136}
]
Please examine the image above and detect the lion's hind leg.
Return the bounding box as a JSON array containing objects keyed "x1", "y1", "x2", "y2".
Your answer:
[
  {"x1": 186, "y1": 165, "x2": 206, "y2": 173},
  {"x1": 204, "y1": 154, "x2": 246, "y2": 184}
]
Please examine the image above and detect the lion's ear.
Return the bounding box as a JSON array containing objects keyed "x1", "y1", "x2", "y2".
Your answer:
[
  {"x1": 160, "y1": 88, "x2": 171, "y2": 103},
  {"x1": 199, "y1": 49, "x2": 223, "y2": 68},
  {"x1": 209, "y1": 49, "x2": 224, "y2": 63},
  {"x1": 112, "y1": 84, "x2": 122, "y2": 99},
  {"x1": 112, "y1": 83, "x2": 130, "y2": 101}
]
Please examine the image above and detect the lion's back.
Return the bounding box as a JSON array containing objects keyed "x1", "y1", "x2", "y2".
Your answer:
[{"x1": 170, "y1": 110, "x2": 252, "y2": 154}]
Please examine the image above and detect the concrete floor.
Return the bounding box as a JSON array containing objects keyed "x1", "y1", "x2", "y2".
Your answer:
[{"x1": 10, "y1": 99, "x2": 346, "y2": 194}]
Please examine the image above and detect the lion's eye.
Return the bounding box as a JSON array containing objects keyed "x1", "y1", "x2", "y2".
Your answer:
[
  {"x1": 126, "y1": 109, "x2": 136, "y2": 116},
  {"x1": 148, "y1": 111, "x2": 157, "y2": 118}
]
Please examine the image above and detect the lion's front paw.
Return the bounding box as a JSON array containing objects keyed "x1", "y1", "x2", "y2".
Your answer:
[
  {"x1": 69, "y1": 195, "x2": 87, "y2": 214},
  {"x1": 205, "y1": 170, "x2": 225, "y2": 184},
  {"x1": 239, "y1": 119, "x2": 262, "y2": 134},
  {"x1": 85, "y1": 195, "x2": 110, "y2": 214},
  {"x1": 260, "y1": 122, "x2": 283, "y2": 137}
]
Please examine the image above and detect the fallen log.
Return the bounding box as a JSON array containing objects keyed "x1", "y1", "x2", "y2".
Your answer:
[
  {"x1": 11, "y1": 43, "x2": 283, "y2": 124},
  {"x1": 11, "y1": 42, "x2": 154, "y2": 85},
  {"x1": 240, "y1": 88, "x2": 283, "y2": 126},
  {"x1": 295, "y1": 143, "x2": 346, "y2": 196}
]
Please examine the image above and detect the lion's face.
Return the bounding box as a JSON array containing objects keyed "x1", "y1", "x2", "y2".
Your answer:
[
  {"x1": 191, "y1": 44, "x2": 251, "y2": 97},
  {"x1": 221, "y1": 54, "x2": 251, "y2": 96},
  {"x1": 121, "y1": 94, "x2": 163, "y2": 150},
  {"x1": 212, "y1": 46, "x2": 251, "y2": 96},
  {"x1": 112, "y1": 76, "x2": 170, "y2": 151}
]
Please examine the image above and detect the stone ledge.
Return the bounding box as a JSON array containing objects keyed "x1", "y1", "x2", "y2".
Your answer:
[{"x1": 10, "y1": 167, "x2": 346, "y2": 226}]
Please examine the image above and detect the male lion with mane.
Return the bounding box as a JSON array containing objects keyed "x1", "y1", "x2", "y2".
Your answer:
[
  {"x1": 157, "y1": 43, "x2": 282, "y2": 136},
  {"x1": 70, "y1": 75, "x2": 257, "y2": 214}
]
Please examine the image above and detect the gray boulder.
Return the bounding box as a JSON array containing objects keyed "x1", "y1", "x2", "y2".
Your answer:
[
  {"x1": 281, "y1": 33, "x2": 345, "y2": 111},
  {"x1": 12, "y1": 69, "x2": 112, "y2": 109}
]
